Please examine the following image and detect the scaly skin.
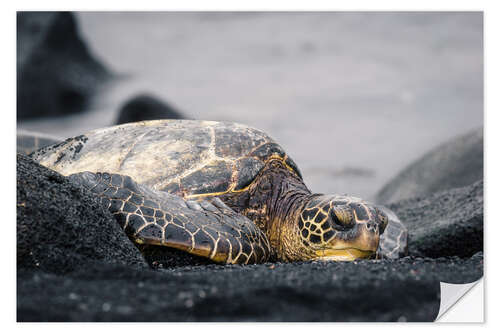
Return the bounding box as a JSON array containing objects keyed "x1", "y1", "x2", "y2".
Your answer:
[
  {"x1": 219, "y1": 158, "x2": 388, "y2": 262},
  {"x1": 28, "y1": 120, "x2": 401, "y2": 262}
]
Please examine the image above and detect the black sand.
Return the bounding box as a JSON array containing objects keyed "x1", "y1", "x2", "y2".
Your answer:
[
  {"x1": 17, "y1": 254, "x2": 482, "y2": 322},
  {"x1": 16, "y1": 154, "x2": 483, "y2": 322}
]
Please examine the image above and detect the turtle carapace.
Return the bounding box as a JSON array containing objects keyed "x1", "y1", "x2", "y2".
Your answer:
[{"x1": 30, "y1": 120, "x2": 408, "y2": 264}]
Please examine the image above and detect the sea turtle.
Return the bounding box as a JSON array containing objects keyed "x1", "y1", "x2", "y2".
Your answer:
[{"x1": 29, "y1": 120, "x2": 408, "y2": 264}]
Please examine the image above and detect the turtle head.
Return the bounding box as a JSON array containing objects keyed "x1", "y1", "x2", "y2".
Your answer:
[{"x1": 295, "y1": 194, "x2": 388, "y2": 261}]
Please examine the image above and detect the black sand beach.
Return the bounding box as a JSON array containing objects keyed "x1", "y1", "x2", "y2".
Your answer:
[{"x1": 16, "y1": 154, "x2": 483, "y2": 321}]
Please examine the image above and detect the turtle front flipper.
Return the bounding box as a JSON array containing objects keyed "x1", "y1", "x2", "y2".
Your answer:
[
  {"x1": 68, "y1": 172, "x2": 271, "y2": 264},
  {"x1": 376, "y1": 206, "x2": 408, "y2": 259}
]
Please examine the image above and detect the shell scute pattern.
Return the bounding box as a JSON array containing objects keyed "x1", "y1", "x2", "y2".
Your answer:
[
  {"x1": 180, "y1": 160, "x2": 233, "y2": 195},
  {"x1": 32, "y1": 120, "x2": 302, "y2": 202},
  {"x1": 213, "y1": 125, "x2": 267, "y2": 159},
  {"x1": 234, "y1": 158, "x2": 265, "y2": 190}
]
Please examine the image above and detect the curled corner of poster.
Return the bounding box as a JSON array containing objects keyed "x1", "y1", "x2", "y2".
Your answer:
[{"x1": 436, "y1": 278, "x2": 484, "y2": 322}]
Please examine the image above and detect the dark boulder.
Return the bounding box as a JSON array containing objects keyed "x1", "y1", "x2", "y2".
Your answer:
[
  {"x1": 115, "y1": 94, "x2": 184, "y2": 125},
  {"x1": 389, "y1": 180, "x2": 483, "y2": 258},
  {"x1": 377, "y1": 128, "x2": 483, "y2": 204},
  {"x1": 17, "y1": 12, "x2": 108, "y2": 119},
  {"x1": 16, "y1": 154, "x2": 147, "y2": 274}
]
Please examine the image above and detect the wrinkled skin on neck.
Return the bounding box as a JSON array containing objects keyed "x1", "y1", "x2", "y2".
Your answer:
[
  {"x1": 219, "y1": 158, "x2": 388, "y2": 262},
  {"x1": 220, "y1": 159, "x2": 314, "y2": 260}
]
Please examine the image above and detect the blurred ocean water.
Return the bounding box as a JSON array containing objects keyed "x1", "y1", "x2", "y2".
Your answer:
[{"x1": 17, "y1": 12, "x2": 483, "y2": 200}]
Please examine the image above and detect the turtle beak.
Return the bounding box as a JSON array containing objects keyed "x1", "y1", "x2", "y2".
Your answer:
[
  {"x1": 315, "y1": 223, "x2": 380, "y2": 261},
  {"x1": 314, "y1": 248, "x2": 375, "y2": 261}
]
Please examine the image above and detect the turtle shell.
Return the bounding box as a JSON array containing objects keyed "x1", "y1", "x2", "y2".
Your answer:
[{"x1": 31, "y1": 120, "x2": 302, "y2": 198}]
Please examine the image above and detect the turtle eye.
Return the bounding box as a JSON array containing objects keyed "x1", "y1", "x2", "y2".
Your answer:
[{"x1": 330, "y1": 207, "x2": 355, "y2": 231}]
